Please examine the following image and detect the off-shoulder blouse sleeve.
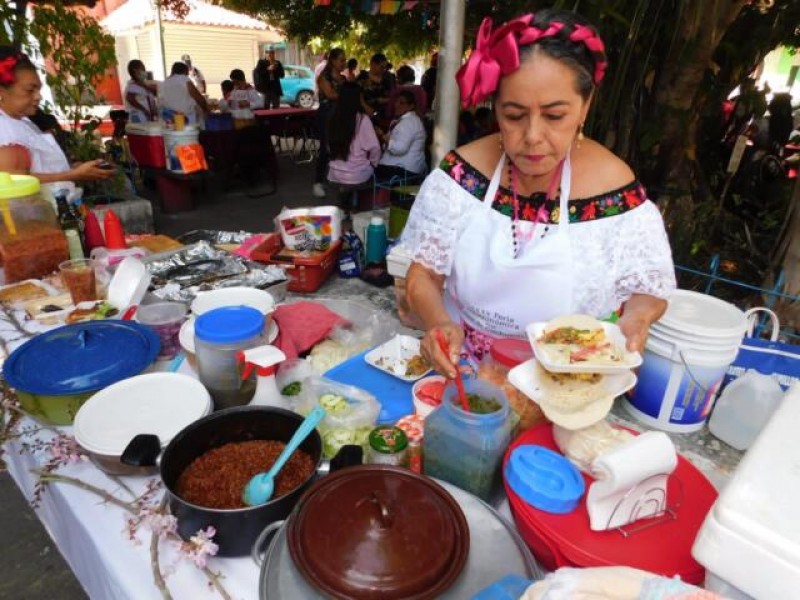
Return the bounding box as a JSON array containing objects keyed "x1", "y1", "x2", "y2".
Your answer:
[
  {"x1": 399, "y1": 168, "x2": 477, "y2": 276},
  {"x1": 609, "y1": 200, "x2": 677, "y2": 306}
]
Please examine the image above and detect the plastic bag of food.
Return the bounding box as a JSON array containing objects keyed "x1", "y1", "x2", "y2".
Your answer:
[
  {"x1": 295, "y1": 377, "x2": 380, "y2": 458},
  {"x1": 276, "y1": 358, "x2": 315, "y2": 398}
]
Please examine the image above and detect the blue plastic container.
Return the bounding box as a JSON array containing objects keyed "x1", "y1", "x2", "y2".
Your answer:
[
  {"x1": 504, "y1": 445, "x2": 585, "y2": 514},
  {"x1": 423, "y1": 378, "x2": 511, "y2": 501}
]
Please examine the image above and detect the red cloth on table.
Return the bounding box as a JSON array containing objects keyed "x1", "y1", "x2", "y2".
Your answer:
[{"x1": 273, "y1": 301, "x2": 349, "y2": 359}]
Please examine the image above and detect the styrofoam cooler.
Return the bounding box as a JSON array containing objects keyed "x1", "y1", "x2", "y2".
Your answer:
[
  {"x1": 164, "y1": 128, "x2": 200, "y2": 172},
  {"x1": 624, "y1": 290, "x2": 747, "y2": 432},
  {"x1": 692, "y1": 383, "x2": 800, "y2": 599},
  {"x1": 126, "y1": 123, "x2": 166, "y2": 169}
]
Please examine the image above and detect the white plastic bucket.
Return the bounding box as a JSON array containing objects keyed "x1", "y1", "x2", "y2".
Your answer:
[
  {"x1": 164, "y1": 129, "x2": 200, "y2": 173},
  {"x1": 624, "y1": 290, "x2": 746, "y2": 433}
]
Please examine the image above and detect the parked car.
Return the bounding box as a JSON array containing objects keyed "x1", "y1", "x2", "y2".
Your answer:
[{"x1": 281, "y1": 65, "x2": 316, "y2": 108}]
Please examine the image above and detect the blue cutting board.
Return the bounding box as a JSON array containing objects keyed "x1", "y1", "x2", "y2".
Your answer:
[{"x1": 324, "y1": 349, "x2": 415, "y2": 424}]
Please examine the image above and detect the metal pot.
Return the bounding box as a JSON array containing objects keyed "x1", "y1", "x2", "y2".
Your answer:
[
  {"x1": 146, "y1": 405, "x2": 322, "y2": 557},
  {"x1": 253, "y1": 466, "x2": 542, "y2": 599}
]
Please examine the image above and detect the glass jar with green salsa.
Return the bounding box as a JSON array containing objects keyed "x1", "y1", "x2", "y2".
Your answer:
[{"x1": 423, "y1": 378, "x2": 512, "y2": 501}]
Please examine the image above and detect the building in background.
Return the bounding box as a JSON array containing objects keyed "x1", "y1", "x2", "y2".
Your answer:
[{"x1": 99, "y1": 0, "x2": 287, "y2": 100}]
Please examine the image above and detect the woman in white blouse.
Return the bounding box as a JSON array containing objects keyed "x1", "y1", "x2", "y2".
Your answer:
[
  {"x1": 123, "y1": 59, "x2": 157, "y2": 123},
  {"x1": 402, "y1": 10, "x2": 676, "y2": 376},
  {"x1": 159, "y1": 62, "x2": 208, "y2": 125},
  {"x1": 0, "y1": 48, "x2": 114, "y2": 200},
  {"x1": 376, "y1": 90, "x2": 427, "y2": 181}
]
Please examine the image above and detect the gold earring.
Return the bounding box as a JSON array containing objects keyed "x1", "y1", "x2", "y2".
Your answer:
[{"x1": 577, "y1": 123, "x2": 585, "y2": 148}]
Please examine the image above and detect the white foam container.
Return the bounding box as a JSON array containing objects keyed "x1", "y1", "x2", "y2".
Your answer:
[
  {"x1": 692, "y1": 383, "x2": 800, "y2": 599},
  {"x1": 624, "y1": 290, "x2": 746, "y2": 433}
]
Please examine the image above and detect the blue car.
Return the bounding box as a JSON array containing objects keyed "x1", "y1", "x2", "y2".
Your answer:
[{"x1": 280, "y1": 65, "x2": 316, "y2": 108}]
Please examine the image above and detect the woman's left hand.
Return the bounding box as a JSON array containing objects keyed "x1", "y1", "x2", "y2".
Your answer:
[{"x1": 617, "y1": 312, "x2": 649, "y2": 353}]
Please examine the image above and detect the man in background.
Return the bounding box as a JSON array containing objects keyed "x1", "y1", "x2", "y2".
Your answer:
[
  {"x1": 254, "y1": 49, "x2": 284, "y2": 109},
  {"x1": 421, "y1": 51, "x2": 438, "y2": 113},
  {"x1": 182, "y1": 54, "x2": 206, "y2": 95}
]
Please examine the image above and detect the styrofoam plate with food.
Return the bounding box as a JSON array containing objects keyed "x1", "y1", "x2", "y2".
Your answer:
[
  {"x1": 509, "y1": 358, "x2": 637, "y2": 430},
  {"x1": 527, "y1": 314, "x2": 642, "y2": 374},
  {"x1": 364, "y1": 334, "x2": 432, "y2": 382}
]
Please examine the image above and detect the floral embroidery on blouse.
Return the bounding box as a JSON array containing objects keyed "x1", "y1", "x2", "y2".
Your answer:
[{"x1": 440, "y1": 150, "x2": 647, "y2": 224}]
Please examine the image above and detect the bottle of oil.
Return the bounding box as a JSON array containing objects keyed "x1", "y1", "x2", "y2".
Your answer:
[{"x1": 56, "y1": 193, "x2": 85, "y2": 259}]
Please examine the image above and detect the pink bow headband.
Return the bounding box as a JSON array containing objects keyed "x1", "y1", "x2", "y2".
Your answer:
[{"x1": 456, "y1": 14, "x2": 607, "y2": 108}]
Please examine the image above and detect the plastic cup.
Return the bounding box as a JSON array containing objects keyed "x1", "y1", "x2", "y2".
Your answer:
[
  {"x1": 60, "y1": 258, "x2": 98, "y2": 305},
  {"x1": 137, "y1": 302, "x2": 188, "y2": 360}
]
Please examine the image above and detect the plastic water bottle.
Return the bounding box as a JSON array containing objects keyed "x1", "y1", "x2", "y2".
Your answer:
[
  {"x1": 364, "y1": 215, "x2": 387, "y2": 265},
  {"x1": 709, "y1": 371, "x2": 784, "y2": 451}
]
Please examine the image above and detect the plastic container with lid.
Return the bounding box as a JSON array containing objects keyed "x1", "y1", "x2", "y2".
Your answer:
[
  {"x1": 0, "y1": 172, "x2": 68, "y2": 282},
  {"x1": 423, "y1": 378, "x2": 512, "y2": 501},
  {"x1": 477, "y1": 338, "x2": 545, "y2": 434},
  {"x1": 194, "y1": 306, "x2": 266, "y2": 410},
  {"x1": 367, "y1": 425, "x2": 408, "y2": 466},
  {"x1": 396, "y1": 414, "x2": 424, "y2": 473}
]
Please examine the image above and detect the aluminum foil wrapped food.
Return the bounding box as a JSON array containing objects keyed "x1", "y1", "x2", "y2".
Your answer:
[
  {"x1": 176, "y1": 230, "x2": 255, "y2": 246},
  {"x1": 145, "y1": 241, "x2": 287, "y2": 303}
]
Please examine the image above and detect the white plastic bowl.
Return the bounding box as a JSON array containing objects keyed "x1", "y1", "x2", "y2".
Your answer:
[{"x1": 190, "y1": 286, "x2": 275, "y2": 317}]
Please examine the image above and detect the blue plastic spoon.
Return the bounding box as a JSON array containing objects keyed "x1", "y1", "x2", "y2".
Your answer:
[{"x1": 242, "y1": 406, "x2": 327, "y2": 507}]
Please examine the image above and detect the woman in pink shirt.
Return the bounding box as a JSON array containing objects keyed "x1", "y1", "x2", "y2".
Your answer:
[{"x1": 327, "y1": 81, "x2": 381, "y2": 189}]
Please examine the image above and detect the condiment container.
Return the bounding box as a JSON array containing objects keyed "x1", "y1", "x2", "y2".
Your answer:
[
  {"x1": 424, "y1": 379, "x2": 511, "y2": 501},
  {"x1": 477, "y1": 338, "x2": 545, "y2": 434},
  {"x1": 396, "y1": 414, "x2": 425, "y2": 473},
  {"x1": 708, "y1": 370, "x2": 784, "y2": 451},
  {"x1": 194, "y1": 306, "x2": 265, "y2": 410},
  {"x1": 0, "y1": 172, "x2": 68, "y2": 282},
  {"x1": 367, "y1": 425, "x2": 408, "y2": 466}
]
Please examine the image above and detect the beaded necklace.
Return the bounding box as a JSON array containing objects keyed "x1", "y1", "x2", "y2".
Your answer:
[{"x1": 507, "y1": 156, "x2": 565, "y2": 259}]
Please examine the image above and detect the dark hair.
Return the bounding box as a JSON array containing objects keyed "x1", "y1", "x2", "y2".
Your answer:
[
  {"x1": 127, "y1": 59, "x2": 145, "y2": 78},
  {"x1": 519, "y1": 9, "x2": 606, "y2": 100},
  {"x1": 475, "y1": 106, "x2": 492, "y2": 123},
  {"x1": 370, "y1": 53, "x2": 387, "y2": 65},
  {"x1": 768, "y1": 93, "x2": 794, "y2": 147},
  {"x1": 171, "y1": 62, "x2": 189, "y2": 76},
  {"x1": 323, "y1": 48, "x2": 345, "y2": 76},
  {"x1": 229, "y1": 69, "x2": 246, "y2": 82},
  {"x1": 0, "y1": 46, "x2": 36, "y2": 88},
  {"x1": 396, "y1": 65, "x2": 415, "y2": 85},
  {"x1": 397, "y1": 89, "x2": 416, "y2": 108},
  {"x1": 221, "y1": 79, "x2": 234, "y2": 94},
  {"x1": 347, "y1": 58, "x2": 358, "y2": 71},
  {"x1": 327, "y1": 82, "x2": 364, "y2": 161}
]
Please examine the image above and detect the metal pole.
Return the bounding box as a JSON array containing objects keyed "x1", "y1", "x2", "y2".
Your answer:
[
  {"x1": 431, "y1": 0, "x2": 465, "y2": 168},
  {"x1": 155, "y1": 0, "x2": 167, "y2": 79}
]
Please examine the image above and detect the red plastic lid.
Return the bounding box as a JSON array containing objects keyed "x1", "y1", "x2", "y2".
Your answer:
[
  {"x1": 503, "y1": 424, "x2": 716, "y2": 584},
  {"x1": 490, "y1": 338, "x2": 533, "y2": 368}
]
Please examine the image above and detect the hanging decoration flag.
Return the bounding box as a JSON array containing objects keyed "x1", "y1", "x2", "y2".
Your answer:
[
  {"x1": 314, "y1": 0, "x2": 332, "y2": 5},
  {"x1": 379, "y1": 0, "x2": 394, "y2": 14},
  {"x1": 402, "y1": 1, "x2": 419, "y2": 10}
]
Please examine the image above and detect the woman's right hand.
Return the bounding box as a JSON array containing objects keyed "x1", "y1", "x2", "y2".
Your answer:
[
  {"x1": 72, "y1": 160, "x2": 116, "y2": 182},
  {"x1": 421, "y1": 321, "x2": 464, "y2": 379}
]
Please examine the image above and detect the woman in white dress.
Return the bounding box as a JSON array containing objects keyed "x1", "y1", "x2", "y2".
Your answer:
[
  {"x1": 0, "y1": 48, "x2": 114, "y2": 199},
  {"x1": 123, "y1": 59, "x2": 157, "y2": 123},
  {"x1": 402, "y1": 9, "x2": 676, "y2": 377}
]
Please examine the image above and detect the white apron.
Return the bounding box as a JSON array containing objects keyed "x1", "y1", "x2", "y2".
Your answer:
[{"x1": 444, "y1": 153, "x2": 574, "y2": 361}]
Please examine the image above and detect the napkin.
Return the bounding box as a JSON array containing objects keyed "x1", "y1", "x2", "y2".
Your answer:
[
  {"x1": 272, "y1": 301, "x2": 349, "y2": 359},
  {"x1": 586, "y1": 431, "x2": 677, "y2": 531}
]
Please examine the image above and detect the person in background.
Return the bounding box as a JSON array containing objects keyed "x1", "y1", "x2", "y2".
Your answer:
[
  {"x1": 182, "y1": 54, "x2": 206, "y2": 95},
  {"x1": 386, "y1": 65, "x2": 427, "y2": 120},
  {"x1": 254, "y1": 49, "x2": 284, "y2": 110},
  {"x1": 421, "y1": 51, "x2": 438, "y2": 112},
  {"x1": 376, "y1": 90, "x2": 427, "y2": 181},
  {"x1": 457, "y1": 110, "x2": 477, "y2": 146},
  {"x1": 313, "y1": 47, "x2": 346, "y2": 199},
  {"x1": 228, "y1": 69, "x2": 263, "y2": 125},
  {"x1": 344, "y1": 58, "x2": 359, "y2": 82},
  {"x1": 314, "y1": 52, "x2": 329, "y2": 82},
  {"x1": 217, "y1": 80, "x2": 235, "y2": 112},
  {"x1": 384, "y1": 62, "x2": 397, "y2": 88},
  {"x1": 358, "y1": 53, "x2": 393, "y2": 122},
  {"x1": 123, "y1": 59, "x2": 157, "y2": 123},
  {"x1": 0, "y1": 47, "x2": 114, "y2": 201},
  {"x1": 402, "y1": 10, "x2": 675, "y2": 374},
  {"x1": 160, "y1": 62, "x2": 208, "y2": 125},
  {"x1": 327, "y1": 82, "x2": 381, "y2": 203}
]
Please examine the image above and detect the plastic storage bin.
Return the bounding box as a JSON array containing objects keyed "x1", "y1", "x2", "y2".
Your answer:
[
  {"x1": 194, "y1": 306, "x2": 265, "y2": 410},
  {"x1": 423, "y1": 378, "x2": 511, "y2": 501},
  {"x1": 265, "y1": 241, "x2": 342, "y2": 293}
]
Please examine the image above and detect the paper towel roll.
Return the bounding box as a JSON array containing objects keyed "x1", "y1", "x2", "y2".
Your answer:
[{"x1": 587, "y1": 431, "x2": 678, "y2": 531}]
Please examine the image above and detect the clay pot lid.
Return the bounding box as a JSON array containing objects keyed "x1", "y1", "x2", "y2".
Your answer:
[{"x1": 287, "y1": 465, "x2": 469, "y2": 600}]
